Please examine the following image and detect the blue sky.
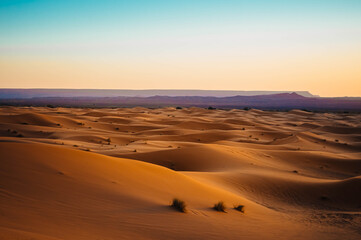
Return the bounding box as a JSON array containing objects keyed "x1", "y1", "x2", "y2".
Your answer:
[{"x1": 0, "y1": 0, "x2": 361, "y2": 96}]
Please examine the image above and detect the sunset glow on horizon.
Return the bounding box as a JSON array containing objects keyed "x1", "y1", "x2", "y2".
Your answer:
[{"x1": 1, "y1": 0, "x2": 360, "y2": 97}]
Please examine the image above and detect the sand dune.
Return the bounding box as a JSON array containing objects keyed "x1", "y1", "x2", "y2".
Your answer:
[{"x1": 0, "y1": 106, "x2": 360, "y2": 239}]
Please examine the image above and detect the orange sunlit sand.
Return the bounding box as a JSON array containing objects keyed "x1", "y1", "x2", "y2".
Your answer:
[{"x1": 0, "y1": 106, "x2": 360, "y2": 239}]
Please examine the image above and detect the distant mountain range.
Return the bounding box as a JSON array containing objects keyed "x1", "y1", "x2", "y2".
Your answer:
[
  {"x1": 1, "y1": 90, "x2": 360, "y2": 111},
  {"x1": 0, "y1": 89, "x2": 317, "y2": 98}
]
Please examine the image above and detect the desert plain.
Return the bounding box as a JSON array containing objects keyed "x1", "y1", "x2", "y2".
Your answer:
[{"x1": 0, "y1": 106, "x2": 360, "y2": 240}]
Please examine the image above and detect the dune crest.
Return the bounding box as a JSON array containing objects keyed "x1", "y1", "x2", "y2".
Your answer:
[{"x1": 0, "y1": 106, "x2": 360, "y2": 239}]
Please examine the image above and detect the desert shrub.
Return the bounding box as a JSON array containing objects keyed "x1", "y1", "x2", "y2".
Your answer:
[
  {"x1": 171, "y1": 198, "x2": 187, "y2": 213},
  {"x1": 176, "y1": 106, "x2": 183, "y2": 109},
  {"x1": 234, "y1": 205, "x2": 245, "y2": 213},
  {"x1": 213, "y1": 201, "x2": 226, "y2": 212},
  {"x1": 207, "y1": 106, "x2": 216, "y2": 110}
]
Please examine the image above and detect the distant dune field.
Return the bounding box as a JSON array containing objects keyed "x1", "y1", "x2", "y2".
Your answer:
[{"x1": 0, "y1": 106, "x2": 360, "y2": 240}]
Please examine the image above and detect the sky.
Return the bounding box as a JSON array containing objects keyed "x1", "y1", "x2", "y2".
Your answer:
[{"x1": 0, "y1": 0, "x2": 360, "y2": 97}]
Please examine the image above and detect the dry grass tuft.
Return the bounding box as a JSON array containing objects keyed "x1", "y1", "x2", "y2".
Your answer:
[
  {"x1": 213, "y1": 201, "x2": 226, "y2": 212},
  {"x1": 234, "y1": 205, "x2": 245, "y2": 213},
  {"x1": 171, "y1": 198, "x2": 187, "y2": 213}
]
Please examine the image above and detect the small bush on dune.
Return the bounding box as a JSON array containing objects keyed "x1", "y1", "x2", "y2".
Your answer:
[
  {"x1": 234, "y1": 205, "x2": 245, "y2": 213},
  {"x1": 171, "y1": 198, "x2": 187, "y2": 213},
  {"x1": 213, "y1": 201, "x2": 226, "y2": 212}
]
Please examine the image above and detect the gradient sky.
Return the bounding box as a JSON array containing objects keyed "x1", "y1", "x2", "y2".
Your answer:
[{"x1": 0, "y1": 0, "x2": 360, "y2": 97}]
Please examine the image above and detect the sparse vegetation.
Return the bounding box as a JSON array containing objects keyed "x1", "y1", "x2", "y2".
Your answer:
[
  {"x1": 234, "y1": 205, "x2": 245, "y2": 213},
  {"x1": 176, "y1": 106, "x2": 182, "y2": 110},
  {"x1": 171, "y1": 198, "x2": 187, "y2": 213},
  {"x1": 213, "y1": 201, "x2": 226, "y2": 212}
]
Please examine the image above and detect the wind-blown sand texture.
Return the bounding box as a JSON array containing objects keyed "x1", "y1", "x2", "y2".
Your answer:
[{"x1": 0, "y1": 106, "x2": 360, "y2": 240}]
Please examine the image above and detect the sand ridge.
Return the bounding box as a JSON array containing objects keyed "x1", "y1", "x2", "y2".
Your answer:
[{"x1": 0, "y1": 106, "x2": 360, "y2": 239}]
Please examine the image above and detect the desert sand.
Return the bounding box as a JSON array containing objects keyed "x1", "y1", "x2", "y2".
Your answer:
[{"x1": 0, "y1": 106, "x2": 360, "y2": 240}]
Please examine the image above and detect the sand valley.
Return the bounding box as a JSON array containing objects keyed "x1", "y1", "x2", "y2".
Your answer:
[{"x1": 0, "y1": 106, "x2": 360, "y2": 239}]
